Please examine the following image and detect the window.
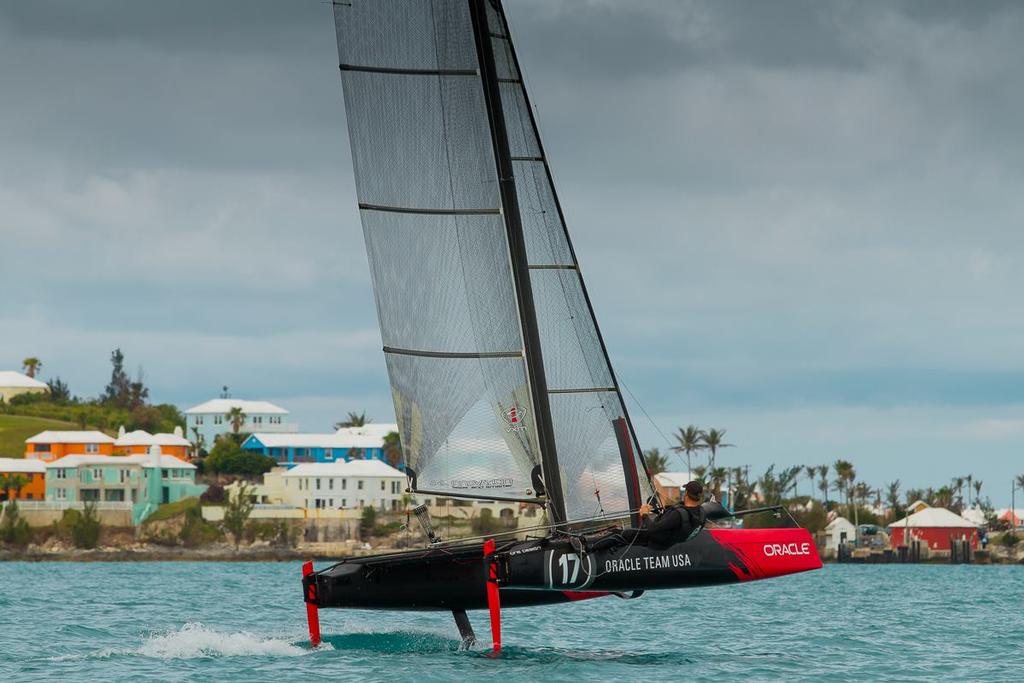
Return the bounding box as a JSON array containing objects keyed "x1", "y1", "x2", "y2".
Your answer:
[
  {"x1": 342, "y1": 479, "x2": 347, "y2": 490},
  {"x1": 357, "y1": 480, "x2": 364, "y2": 490},
  {"x1": 329, "y1": 498, "x2": 334, "y2": 507},
  {"x1": 324, "y1": 449, "x2": 333, "y2": 460},
  {"x1": 86, "y1": 444, "x2": 99, "y2": 454},
  {"x1": 316, "y1": 478, "x2": 321, "y2": 490},
  {"x1": 55, "y1": 469, "x2": 67, "y2": 480},
  {"x1": 35, "y1": 443, "x2": 51, "y2": 453},
  {"x1": 380, "y1": 480, "x2": 385, "y2": 491},
  {"x1": 55, "y1": 488, "x2": 67, "y2": 500},
  {"x1": 81, "y1": 489, "x2": 100, "y2": 502},
  {"x1": 329, "y1": 479, "x2": 334, "y2": 490},
  {"x1": 391, "y1": 481, "x2": 400, "y2": 494},
  {"x1": 162, "y1": 469, "x2": 169, "y2": 479},
  {"x1": 253, "y1": 416, "x2": 263, "y2": 425},
  {"x1": 341, "y1": 499, "x2": 347, "y2": 508},
  {"x1": 91, "y1": 468, "x2": 102, "y2": 480},
  {"x1": 119, "y1": 470, "x2": 129, "y2": 483},
  {"x1": 214, "y1": 415, "x2": 223, "y2": 425},
  {"x1": 104, "y1": 489, "x2": 125, "y2": 502},
  {"x1": 196, "y1": 416, "x2": 204, "y2": 425}
]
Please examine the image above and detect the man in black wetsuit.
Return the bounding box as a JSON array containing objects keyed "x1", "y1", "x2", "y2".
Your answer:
[
  {"x1": 585, "y1": 480, "x2": 707, "y2": 551},
  {"x1": 636, "y1": 480, "x2": 707, "y2": 546}
]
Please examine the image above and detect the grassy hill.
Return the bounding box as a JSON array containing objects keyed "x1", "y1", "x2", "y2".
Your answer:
[{"x1": 0, "y1": 414, "x2": 79, "y2": 458}]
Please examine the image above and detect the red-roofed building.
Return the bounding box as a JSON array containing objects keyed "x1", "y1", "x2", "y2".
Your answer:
[{"x1": 888, "y1": 506, "x2": 979, "y2": 552}]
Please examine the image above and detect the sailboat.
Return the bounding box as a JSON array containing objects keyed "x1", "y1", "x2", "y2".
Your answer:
[{"x1": 302, "y1": 0, "x2": 821, "y2": 652}]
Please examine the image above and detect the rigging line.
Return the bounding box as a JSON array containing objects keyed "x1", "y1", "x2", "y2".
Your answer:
[{"x1": 619, "y1": 377, "x2": 674, "y2": 451}]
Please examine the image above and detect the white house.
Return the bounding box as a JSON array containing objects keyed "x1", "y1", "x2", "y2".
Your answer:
[
  {"x1": 0, "y1": 370, "x2": 49, "y2": 404},
  {"x1": 281, "y1": 459, "x2": 406, "y2": 511},
  {"x1": 183, "y1": 399, "x2": 295, "y2": 447},
  {"x1": 824, "y1": 516, "x2": 857, "y2": 553}
]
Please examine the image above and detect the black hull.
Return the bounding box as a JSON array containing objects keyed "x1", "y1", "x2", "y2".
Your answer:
[{"x1": 306, "y1": 527, "x2": 821, "y2": 612}]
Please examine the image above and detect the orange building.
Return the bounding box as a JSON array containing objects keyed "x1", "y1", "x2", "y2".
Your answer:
[
  {"x1": 0, "y1": 458, "x2": 47, "y2": 500},
  {"x1": 24, "y1": 431, "x2": 116, "y2": 462},
  {"x1": 114, "y1": 427, "x2": 191, "y2": 461}
]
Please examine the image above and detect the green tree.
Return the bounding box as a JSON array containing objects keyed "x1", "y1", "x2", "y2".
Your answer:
[
  {"x1": 222, "y1": 483, "x2": 254, "y2": 550},
  {"x1": 205, "y1": 438, "x2": 274, "y2": 477},
  {"x1": 382, "y1": 431, "x2": 403, "y2": 468},
  {"x1": 817, "y1": 465, "x2": 830, "y2": 507},
  {"x1": 701, "y1": 428, "x2": 733, "y2": 470},
  {"x1": 226, "y1": 406, "x2": 247, "y2": 435},
  {"x1": 671, "y1": 425, "x2": 706, "y2": 473},
  {"x1": 103, "y1": 348, "x2": 131, "y2": 407},
  {"x1": 360, "y1": 505, "x2": 378, "y2": 538},
  {"x1": 68, "y1": 503, "x2": 101, "y2": 549},
  {"x1": 643, "y1": 447, "x2": 669, "y2": 475},
  {"x1": 46, "y1": 377, "x2": 71, "y2": 402},
  {"x1": 335, "y1": 411, "x2": 370, "y2": 429},
  {"x1": 21, "y1": 357, "x2": 42, "y2": 378},
  {"x1": 885, "y1": 480, "x2": 902, "y2": 521},
  {"x1": 1, "y1": 500, "x2": 32, "y2": 548},
  {"x1": 803, "y1": 465, "x2": 817, "y2": 500}
]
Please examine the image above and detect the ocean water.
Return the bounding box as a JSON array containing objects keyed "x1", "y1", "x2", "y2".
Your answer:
[{"x1": 1, "y1": 562, "x2": 1020, "y2": 682}]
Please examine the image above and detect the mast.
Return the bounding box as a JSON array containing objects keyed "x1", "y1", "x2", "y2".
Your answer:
[
  {"x1": 469, "y1": 0, "x2": 566, "y2": 523},
  {"x1": 490, "y1": 1, "x2": 655, "y2": 494}
]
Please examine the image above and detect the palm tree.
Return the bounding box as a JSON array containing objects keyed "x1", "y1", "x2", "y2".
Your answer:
[
  {"x1": 643, "y1": 448, "x2": 669, "y2": 476},
  {"x1": 817, "y1": 465, "x2": 830, "y2": 507},
  {"x1": 226, "y1": 406, "x2": 247, "y2": 435},
  {"x1": 189, "y1": 426, "x2": 205, "y2": 459},
  {"x1": 335, "y1": 411, "x2": 371, "y2": 429},
  {"x1": 965, "y1": 474, "x2": 974, "y2": 507},
  {"x1": 803, "y1": 465, "x2": 817, "y2": 500},
  {"x1": 691, "y1": 465, "x2": 707, "y2": 484},
  {"x1": 701, "y1": 428, "x2": 733, "y2": 470},
  {"x1": 833, "y1": 460, "x2": 855, "y2": 518},
  {"x1": 383, "y1": 431, "x2": 403, "y2": 468},
  {"x1": 1, "y1": 474, "x2": 28, "y2": 501},
  {"x1": 21, "y1": 357, "x2": 42, "y2": 378},
  {"x1": 972, "y1": 479, "x2": 983, "y2": 504},
  {"x1": 951, "y1": 476, "x2": 965, "y2": 512},
  {"x1": 671, "y1": 425, "x2": 705, "y2": 473},
  {"x1": 708, "y1": 466, "x2": 728, "y2": 500},
  {"x1": 885, "y1": 480, "x2": 901, "y2": 521}
]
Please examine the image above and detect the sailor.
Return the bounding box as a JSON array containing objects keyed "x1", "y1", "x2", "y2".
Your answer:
[
  {"x1": 636, "y1": 480, "x2": 707, "y2": 547},
  {"x1": 584, "y1": 480, "x2": 707, "y2": 551}
]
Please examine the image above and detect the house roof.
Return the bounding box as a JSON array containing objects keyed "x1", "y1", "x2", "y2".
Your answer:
[
  {"x1": 887, "y1": 506, "x2": 976, "y2": 529},
  {"x1": 826, "y1": 516, "x2": 856, "y2": 531},
  {"x1": 335, "y1": 423, "x2": 397, "y2": 437},
  {"x1": 115, "y1": 429, "x2": 190, "y2": 447},
  {"x1": 0, "y1": 371, "x2": 49, "y2": 389},
  {"x1": 282, "y1": 459, "x2": 404, "y2": 478},
  {"x1": 25, "y1": 430, "x2": 116, "y2": 444},
  {"x1": 247, "y1": 428, "x2": 394, "y2": 450},
  {"x1": 653, "y1": 471, "x2": 696, "y2": 488},
  {"x1": 46, "y1": 454, "x2": 195, "y2": 469},
  {"x1": 0, "y1": 457, "x2": 47, "y2": 474},
  {"x1": 184, "y1": 399, "x2": 289, "y2": 415}
]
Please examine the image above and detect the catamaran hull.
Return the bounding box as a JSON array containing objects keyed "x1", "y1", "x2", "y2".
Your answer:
[{"x1": 306, "y1": 527, "x2": 821, "y2": 611}]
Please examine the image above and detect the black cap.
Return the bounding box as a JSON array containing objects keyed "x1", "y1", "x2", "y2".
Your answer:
[{"x1": 684, "y1": 480, "x2": 704, "y2": 499}]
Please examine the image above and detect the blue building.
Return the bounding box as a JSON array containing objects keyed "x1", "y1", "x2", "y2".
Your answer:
[{"x1": 242, "y1": 424, "x2": 398, "y2": 468}]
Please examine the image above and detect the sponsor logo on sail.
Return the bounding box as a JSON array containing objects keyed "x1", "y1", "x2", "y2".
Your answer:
[
  {"x1": 502, "y1": 405, "x2": 528, "y2": 432},
  {"x1": 763, "y1": 542, "x2": 812, "y2": 557}
]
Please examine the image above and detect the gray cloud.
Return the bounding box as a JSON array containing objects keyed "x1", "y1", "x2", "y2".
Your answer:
[{"x1": 2, "y1": 1, "x2": 1023, "y2": 501}]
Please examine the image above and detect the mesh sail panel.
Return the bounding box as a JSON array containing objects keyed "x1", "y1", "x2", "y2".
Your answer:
[
  {"x1": 334, "y1": 0, "x2": 541, "y2": 500},
  {"x1": 486, "y1": 4, "x2": 654, "y2": 521}
]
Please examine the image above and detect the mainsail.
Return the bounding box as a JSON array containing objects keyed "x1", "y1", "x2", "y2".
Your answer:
[{"x1": 333, "y1": 0, "x2": 654, "y2": 522}]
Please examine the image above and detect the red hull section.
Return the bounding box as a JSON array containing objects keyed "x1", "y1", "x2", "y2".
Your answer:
[{"x1": 709, "y1": 528, "x2": 822, "y2": 581}]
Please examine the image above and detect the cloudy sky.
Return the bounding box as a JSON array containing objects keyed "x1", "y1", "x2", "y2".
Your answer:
[{"x1": 2, "y1": 1, "x2": 1023, "y2": 504}]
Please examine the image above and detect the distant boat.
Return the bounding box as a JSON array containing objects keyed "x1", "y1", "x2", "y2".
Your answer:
[{"x1": 302, "y1": 0, "x2": 820, "y2": 652}]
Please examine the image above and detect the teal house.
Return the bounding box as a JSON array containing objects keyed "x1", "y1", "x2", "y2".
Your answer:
[{"x1": 45, "y1": 447, "x2": 206, "y2": 525}]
